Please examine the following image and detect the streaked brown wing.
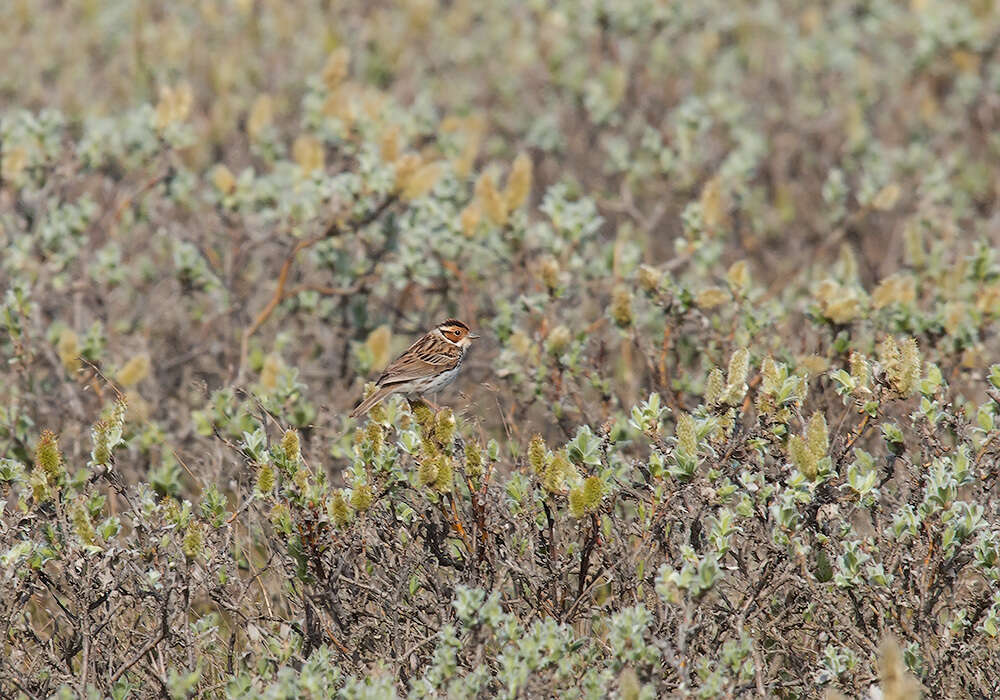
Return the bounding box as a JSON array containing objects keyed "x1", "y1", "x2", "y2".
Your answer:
[{"x1": 376, "y1": 332, "x2": 461, "y2": 386}]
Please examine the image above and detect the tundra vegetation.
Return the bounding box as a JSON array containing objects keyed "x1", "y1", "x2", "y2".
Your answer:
[{"x1": 2, "y1": 1, "x2": 1000, "y2": 697}]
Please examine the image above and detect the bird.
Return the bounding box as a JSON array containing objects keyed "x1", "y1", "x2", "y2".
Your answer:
[{"x1": 350, "y1": 319, "x2": 480, "y2": 418}]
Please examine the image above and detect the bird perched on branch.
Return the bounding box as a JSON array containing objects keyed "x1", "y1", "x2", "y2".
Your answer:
[{"x1": 350, "y1": 319, "x2": 479, "y2": 418}]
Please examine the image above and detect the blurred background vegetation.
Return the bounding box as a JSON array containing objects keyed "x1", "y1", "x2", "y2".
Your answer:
[{"x1": 2, "y1": 0, "x2": 1000, "y2": 697}]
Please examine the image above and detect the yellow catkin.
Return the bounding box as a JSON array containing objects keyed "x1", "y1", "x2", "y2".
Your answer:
[
  {"x1": 696, "y1": 287, "x2": 729, "y2": 309},
  {"x1": 260, "y1": 353, "x2": 281, "y2": 390},
  {"x1": 676, "y1": 414, "x2": 697, "y2": 458},
  {"x1": 476, "y1": 172, "x2": 508, "y2": 226},
  {"x1": 582, "y1": 476, "x2": 602, "y2": 511},
  {"x1": 280, "y1": 429, "x2": 300, "y2": 464},
  {"x1": 322, "y1": 47, "x2": 351, "y2": 90},
  {"x1": 726, "y1": 260, "x2": 750, "y2": 295},
  {"x1": 35, "y1": 430, "x2": 62, "y2": 481},
  {"x1": 727, "y1": 348, "x2": 749, "y2": 389},
  {"x1": 247, "y1": 94, "x2": 274, "y2": 140},
  {"x1": 379, "y1": 124, "x2": 402, "y2": 163},
  {"x1": 211, "y1": 164, "x2": 236, "y2": 194},
  {"x1": 401, "y1": 162, "x2": 442, "y2": 201},
  {"x1": 2, "y1": 146, "x2": 28, "y2": 180},
  {"x1": 154, "y1": 82, "x2": 193, "y2": 130},
  {"x1": 805, "y1": 412, "x2": 828, "y2": 459},
  {"x1": 569, "y1": 487, "x2": 587, "y2": 518},
  {"x1": 504, "y1": 153, "x2": 533, "y2": 211},
  {"x1": 292, "y1": 134, "x2": 325, "y2": 174},
  {"x1": 57, "y1": 328, "x2": 80, "y2": 372},
  {"x1": 322, "y1": 84, "x2": 358, "y2": 127},
  {"x1": 638, "y1": 265, "x2": 661, "y2": 294},
  {"x1": 116, "y1": 353, "x2": 151, "y2": 387},
  {"x1": 365, "y1": 325, "x2": 392, "y2": 371},
  {"x1": 528, "y1": 435, "x2": 546, "y2": 474},
  {"x1": 459, "y1": 201, "x2": 482, "y2": 238},
  {"x1": 705, "y1": 368, "x2": 725, "y2": 407},
  {"x1": 350, "y1": 484, "x2": 373, "y2": 511},
  {"x1": 329, "y1": 491, "x2": 351, "y2": 527},
  {"x1": 610, "y1": 285, "x2": 633, "y2": 327}
]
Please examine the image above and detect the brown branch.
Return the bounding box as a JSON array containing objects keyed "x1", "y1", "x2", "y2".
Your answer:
[
  {"x1": 237, "y1": 195, "x2": 398, "y2": 381},
  {"x1": 108, "y1": 630, "x2": 165, "y2": 685},
  {"x1": 843, "y1": 412, "x2": 872, "y2": 453}
]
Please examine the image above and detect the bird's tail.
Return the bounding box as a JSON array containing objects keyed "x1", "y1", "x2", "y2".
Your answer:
[{"x1": 349, "y1": 385, "x2": 394, "y2": 419}]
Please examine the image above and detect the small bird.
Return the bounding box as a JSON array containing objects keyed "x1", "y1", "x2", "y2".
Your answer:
[{"x1": 350, "y1": 319, "x2": 480, "y2": 418}]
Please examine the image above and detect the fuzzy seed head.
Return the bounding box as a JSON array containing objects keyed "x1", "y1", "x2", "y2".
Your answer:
[
  {"x1": 676, "y1": 414, "x2": 697, "y2": 459},
  {"x1": 365, "y1": 422, "x2": 384, "y2": 454},
  {"x1": 412, "y1": 401, "x2": 435, "y2": 430},
  {"x1": 35, "y1": 431, "x2": 62, "y2": 482},
  {"x1": 806, "y1": 412, "x2": 829, "y2": 458},
  {"x1": 368, "y1": 400, "x2": 388, "y2": 425},
  {"x1": 880, "y1": 336, "x2": 921, "y2": 396},
  {"x1": 476, "y1": 171, "x2": 508, "y2": 226},
  {"x1": 350, "y1": 484, "x2": 373, "y2": 511},
  {"x1": 260, "y1": 353, "x2": 281, "y2": 390},
  {"x1": 293, "y1": 134, "x2": 325, "y2": 174},
  {"x1": 434, "y1": 408, "x2": 456, "y2": 445},
  {"x1": 850, "y1": 352, "x2": 870, "y2": 388},
  {"x1": 392, "y1": 153, "x2": 422, "y2": 190},
  {"x1": 379, "y1": 124, "x2": 401, "y2": 163},
  {"x1": 696, "y1": 286, "x2": 729, "y2": 310},
  {"x1": 401, "y1": 162, "x2": 443, "y2": 201},
  {"x1": 280, "y1": 429, "x2": 301, "y2": 464},
  {"x1": 117, "y1": 353, "x2": 151, "y2": 388},
  {"x1": 539, "y1": 257, "x2": 561, "y2": 292},
  {"x1": 29, "y1": 470, "x2": 51, "y2": 503},
  {"x1": 788, "y1": 435, "x2": 817, "y2": 481},
  {"x1": 211, "y1": 164, "x2": 236, "y2": 195},
  {"x1": 542, "y1": 451, "x2": 570, "y2": 493},
  {"x1": 504, "y1": 152, "x2": 533, "y2": 211},
  {"x1": 247, "y1": 94, "x2": 274, "y2": 139},
  {"x1": 460, "y1": 201, "x2": 482, "y2": 238},
  {"x1": 610, "y1": 285, "x2": 633, "y2": 327},
  {"x1": 270, "y1": 503, "x2": 292, "y2": 534},
  {"x1": 418, "y1": 456, "x2": 439, "y2": 486},
  {"x1": 257, "y1": 462, "x2": 276, "y2": 494},
  {"x1": 638, "y1": 265, "x2": 661, "y2": 294},
  {"x1": 760, "y1": 357, "x2": 780, "y2": 395},
  {"x1": 71, "y1": 501, "x2": 96, "y2": 545},
  {"x1": 322, "y1": 47, "x2": 351, "y2": 90},
  {"x1": 726, "y1": 260, "x2": 750, "y2": 295},
  {"x1": 434, "y1": 455, "x2": 454, "y2": 492},
  {"x1": 528, "y1": 435, "x2": 546, "y2": 474},
  {"x1": 329, "y1": 490, "x2": 351, "y2": 528},
  {"x1": 568, "y1": 486, "x2": 587, "y2": 518},
  {"x1": 705, "y1": 368, "x2": 725, "y2": 407},
  {"x1": 57, "y1": 328, "x2": 80, "y2": 372},
  {"x1": 182, "y1": 521, "x2": 204, "y2": 559},
  {"x1": 546, "y1": 325, "x2": 572, "y2": 357},
  {"x1": 727, "y1": 348, "x2": 750, "y2": 390},
  {"x1": 465, "y1": 441, "x2": 483, "y2": 479},
  {"x1": 91, "y1": 420, "x2": 111, "y2": 466},
  {"x1": 582, "y1": 476, "x2": 602, "y2": 511},
  {"x1": 293, "y1": 467, "x2": 310, "y2": 492}
]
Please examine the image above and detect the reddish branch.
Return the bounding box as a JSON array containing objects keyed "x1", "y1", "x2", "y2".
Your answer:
[{"x1": 237, "y1": 195, "x2": 398, "y2": 380}]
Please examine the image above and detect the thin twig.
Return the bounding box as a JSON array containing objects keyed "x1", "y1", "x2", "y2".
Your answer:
[
  {"x1": 237, "y1": 194, "x2": 397, "y2": 382},
  {"x1": 108, "y1": 631, "x2": 165, "y2": 685}
]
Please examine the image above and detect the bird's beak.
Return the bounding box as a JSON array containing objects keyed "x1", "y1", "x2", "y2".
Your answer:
[{"x1": 469, "y1": 332, "x2": 481, "y2": 339}]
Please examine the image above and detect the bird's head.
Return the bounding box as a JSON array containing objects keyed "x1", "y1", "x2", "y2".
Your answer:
[{"x1": 437, "y1": 319, "x2": 480, "y2": 348}]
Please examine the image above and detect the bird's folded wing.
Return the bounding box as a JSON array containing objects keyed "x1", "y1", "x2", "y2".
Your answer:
[{"x1": 377, "y1": 346, "x2": 460, "y2": 386}]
